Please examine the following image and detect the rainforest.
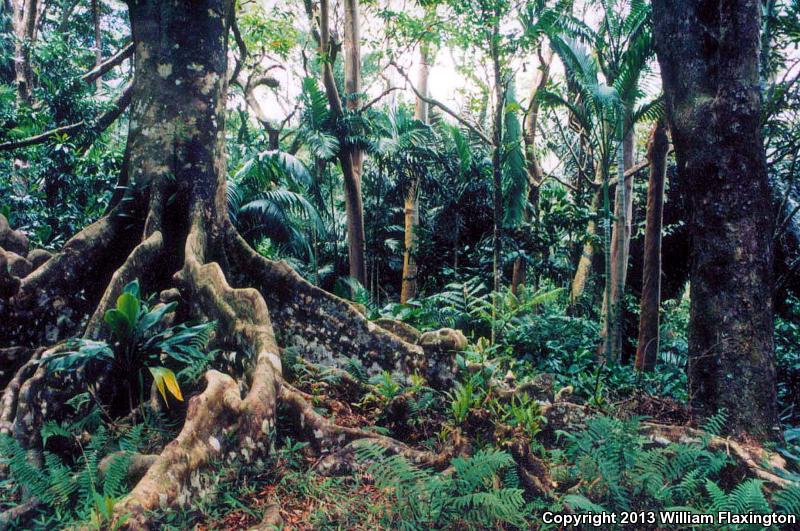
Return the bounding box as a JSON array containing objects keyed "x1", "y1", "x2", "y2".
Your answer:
[{"x1": 1, "y1": 0, "x2": 800, "y2": 529}]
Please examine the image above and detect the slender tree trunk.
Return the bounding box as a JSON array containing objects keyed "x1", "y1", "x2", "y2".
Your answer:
[
  {"x1": 599, "y1": 118, "x2": 635, "y2": 361},
  {"x1": 653, "y1": 0, "x2": 778, "y2": 438},
  {"x1": 342, "y1": 0, "x2": 366, "y2": 286},
  {"x1": 570, "y1": 168, "x2": 602, "y2": 303},
  {"x1": 490, "y1": 20, "x2": 504, "y2": 341},
  {"x1": 511, "y1": 46, "x2": 553, "y2": 296},
  {"x1": 317, "y1": 0, "x2": 366, "y2": 286},
  {"x1": 344, "y1": 0, "x2": 362, "y2": 176},
  {"x1": 400, "y1": 42, "x2": 432, "y2": 303},
  {"x1": 635, "y1": 119, "x2": 669, "y2": 371},
  {"x1": 242, "y1": 82, "x2": 281, "y2": 150},
  {"x1": 413, "y1": 43, "x2": 431, "y2": 123},
  {"x1": 92, "y1": 0, "x2": 102, "y2": 91},
  {"x1": 510, "y1": 259, "x2": 526, "y2": 296},
  {"x1": 523, "y1": 47, "x2": 552, "y2": 190},
  {"x1": 13, "y1": 0, "x2": 38, "y2": 104}
]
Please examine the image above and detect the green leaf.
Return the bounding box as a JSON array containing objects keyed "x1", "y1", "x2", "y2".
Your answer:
[
  {"x1": 104, "y1": 309, "x2": 131, "y2": 340},
  {"x1": 116, "y1": 292, "x2": 140, "y2": 326},
  {"x1": 136, "y1": 302, "x2": 177, "y2": 336},
  {"x1": 40, "y1": 339, "x2": 114, "y2": 373},
  {"x1": 122, "y1": 279, "x2": 140, "y2": 299}
]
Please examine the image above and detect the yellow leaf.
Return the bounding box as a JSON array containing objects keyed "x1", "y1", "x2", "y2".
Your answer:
[
  {"x1": 162, "y1": 368, "x2": 184, "y2": 402},
  {"x1": 148, "y1": 366, "x2": 184, "y2": 406},
  {"x1": 154, "y1": 375, "x2": 167, "y2": 404}
]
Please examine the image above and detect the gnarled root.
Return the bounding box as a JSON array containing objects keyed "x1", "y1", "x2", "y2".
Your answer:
[
  {"x1": 279, "y1": 383, "x2": 454, "y2": 476},
  {"x1": 112, "y1": 370, "x2": 243, "y2": 526},
  {"x1": 228, "y1": 233, "x2": 425, "y2": 379},
  {"x1": 0, "y1": 348, "x2": 43, "y2": 435},
  {"x1": 3, "y1": 207, "x2": 143, "y2": 346},
  {"x1": 505, "y1": 437, "x2": 556, "y2": 497},
  {"x1": 0, "y1": 497, "x2": 41, "y2": 530},
  {"x1": 112, "y1": 217, "x2": 282, "y2": 527},
  {"x1": 84, "y1": 230, "x2": 164, "y2": 339},
  {"x1": 642, "y1": 422, "x2": 793, "y2": 489}
]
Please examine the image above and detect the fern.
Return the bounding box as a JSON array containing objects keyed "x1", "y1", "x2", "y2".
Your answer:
[
  {"x1": 0, "y1": 423, "x2": 143, "y2": 527},
  {"x1": 561, "y1": 493, "x2": 607, "y2": 512},
  {"x1": 355, "y1": 443, "x2": 528, "y2": 529},
  {"x1": 0, "y1": 435, "x2": 54, "y2": 505},
  {"x1": 344, "y1": 356, "x2": 369, "y2": 383},
  {"x1": 705, "y1": 478, "x2": 771, "y2": 514},
  {"x1": 775, "y1": 483, "x2": 800, "y2": 515},
  {"x1": 557, "y1": 414, "x2": 742, "y2": 515},
  {"x1": 701, "y1": 408, "x2": 728, "y2": 437}
]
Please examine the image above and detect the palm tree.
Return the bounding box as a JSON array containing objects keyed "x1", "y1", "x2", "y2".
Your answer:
[
  {"x1": 593, "y1": 0, "x2": 657, "y2": 362},
  {"x1": 502, "y1": 82, "x2": 530, "y2": 294},
  {"x1": 544, "y1": 33, "x2": 621, "y2": 312},
  {"x1": 544, "y1": 0, "x2": 661, "y2": 361},
  {"x1": 369, "y1": 106, "x2": 435, "y2": 301},
  {"x1": 227, "y1": 149, "x2": 324, "y2": 267}
]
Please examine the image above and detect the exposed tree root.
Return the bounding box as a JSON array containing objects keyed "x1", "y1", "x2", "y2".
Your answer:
[
  {"x1": 228, "y1": 233, "x2": 425, "y2": 378},
  {"x1": 112, "y1": 370, "x2": 243, "y2": 526},
  {"x1": 0, "y1": 348, "x2": 43, "y2": 435},
  {"x1": 247, "y1": 499, "x2": 283, "y2": 531},
  {"x1": 85, "y1": 230, "x2": 164, "y2": 339},
  {"x1": 537, "y1": 396, "x2": 794, "y2": 490},
  {"x1": 279, "y1": 383, "x2": 454, "y2": 472},
  {"x1": 15, "y1": 215, "x2": 119, "y2": 305},
  {"x1": 0, "y1": 497, "x2": 40, "y2": 530},
  {"x1": 642, "y1": 422, "x2": 793, "y2": 489},
  {"x1": 112, "y1": 218, "x2": 282, "y2": 527},
  {"x1": 506, "y1": 437, "x2": 556, "y2": 497},
  {"x1": 2, "y1": 207, "x2": 143, "y2": 348}
]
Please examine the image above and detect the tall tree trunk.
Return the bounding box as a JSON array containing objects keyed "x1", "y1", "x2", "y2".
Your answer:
[
  {"x1": 343, "y1": 0, "x2": 362, "y2": 175},
  {"x1": 400, "y1": 42, "x2": 432, "y2": 303},
  {"x1": 92, "y1": 0, "x2": 102, "y2": 91},
  {"x1": 341, "y1": 0, "x2": 367, "y2": 285},
  {"x1": 598, "y1": 118, "x2": 635, "y2": 360},
  {"x1": 511, "y1": 47, "x2": 553, "y2": 296},
  {"x1": 652, "y1": 0, "x2": 778, "y2": 438},
  {"x1": 570, "y1": 170, "x2": 602, "y2": 303},
  {"x1": 490, "y1": 20, "x2": 503, "y2": 341},
  {"x1": 634, "y1": 119, "x2": 669, "y2": 371},
  {"x1": 13, "y1": 0, "x2": 38, "y2": 104},
  {"x1": 313, "y1": 0, "x2": 366, "y2": 286}
]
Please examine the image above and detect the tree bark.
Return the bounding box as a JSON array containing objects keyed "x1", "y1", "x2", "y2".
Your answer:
[
  {"x1": 92, "y1": 0, "x2": 102, "y2": 90},
  {"x1": 634, "y1": 119, "x2": 669, "y2": 371},
  {"x1": 400, "y1": 42, "x2": 432, "y2": 303},
  {"x1": 313, "y1": 0, "x2": 366, "y2": 286},
  {"x1": 490, "y1": 19, "x2": 503, "y2": 342},
  {"x1": 512, "y1": 46, "x2": 553, "y2": 295},
  {"x1": 652, "y1": 0, "x2": 778, "y2": 438},
  {"x1": 598, "y1": 119, "x2": 635, "y2": 360},
  {"x1": 343, "y1": 0, "x2": 362, "y2": 175},
  {"x1": 13, "y1": 0, "x2": 38, "y2": 104},
  {"x1": 342, "y1": 0, "x2": 366, "y2": 286},
  {"x1": 570, "y1": 175, "x2": 602, "y2": 303}
]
